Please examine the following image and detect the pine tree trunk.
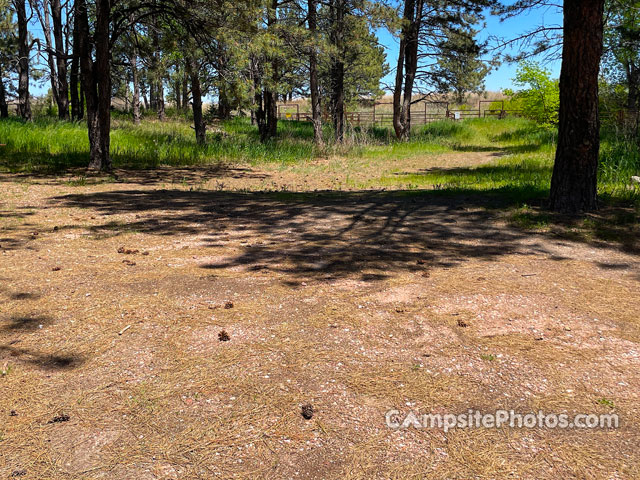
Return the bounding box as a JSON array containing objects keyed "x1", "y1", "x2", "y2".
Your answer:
[
  {"x1": 625, "y1": 62, "x2": 639, "y2": 141},
  {"x1": 71, "y1": 0, "x2": 82, "y2": 121},
  {"x1": 181, "y1": 70, "x2": 189, "y2": 112},
  {"x1": 70, "y1": 50, "x2": 81, "y2": 119},
  {"x1": 329, "y1": 0, "x2": 345, "y2": 142},
  {"x1": 51, "y1": 0, "x2": 69, "y2": 120},
  {"x1": 149, "y1": 81, "x2": 156, "y2": 111},
  {"x1": 549, "y1": 0, "x2": 605, "y2": 213},
  {"x1": 186, "y1": 56, "x2": 206, "y2": 144},
  {"x1": 79, "y1": 81, "x2": 85, "y2": 119},
  {"x1": 331, "y1": 61, "x2": 345, "y2": 141},
  {"x1": 308, "y1": 0, "x2": 323, "y2": 147},
  {"x1": 216, "y1": 46, "x2": 232, "y2": 120},
  {"x1": 0, "y1": 73, "x2": 8, "y2": 118},
  {"x1": 253, "y1": 59, "x2": 266, "y2": 134},
  {"x1": 157, "y1": 79, "x2": 165, "y2": 120},
  {"x1": 218, "y1": 88, "x2": 232, "y2": 120},
  {"x1": 174, "y1": 78, "x2": 181, "y2": 111},
  {"x1": 38, "y1": 0, "x2": 61, "y2": 113},
  {"x1": 392, "y1": 14, "x2": 407, "y2": 139},
  {"x1": 625, "y1": 61, "x2": 639, "y2": 112},
  {"x1": 15, "y1": 0, "x2": 31, "y2": 120},
  {"x1": 131, "y1": 51, "x2": 141, "y2": 125},
  {"x1": 78, "y1": 0, "x2": 112, "y2": 171},
  {"x1": 262, "y1": 88, "x2": 277, "y2": 140},
  {"x1": 259, "y1": 0, "x2": 278, "y2": 141},
  {"x1": 393, "y1": 0, "x2": 421, "y2": 140}
]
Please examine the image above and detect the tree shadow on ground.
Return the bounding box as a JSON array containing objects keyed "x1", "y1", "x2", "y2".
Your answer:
[
  {"x1": 391, "y1": 163, "x2": 551, "y2": 177},
  {"x1": 0, "y1": 315, "x2": 84, "y2": 370},
  {"x1": 0, "y1": 164, "x2": 269, "y2": 186},
  {"x1": 0, "y1": 343, "x2": 84, "y2": 370},
  {"x1": 1, "y1": 314, "x2": 51, "y2": 332},
  {"x1": 51, "y1": 187, "x2": 589, "y2": 283},
  {"x1": 451, "y1": 144, "x2": 544, "y2": 154}
]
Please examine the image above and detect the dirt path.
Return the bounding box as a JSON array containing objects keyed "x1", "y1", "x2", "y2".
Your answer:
[{"x1": 1, "y1": 159, "x2": 639, "y2": 479}]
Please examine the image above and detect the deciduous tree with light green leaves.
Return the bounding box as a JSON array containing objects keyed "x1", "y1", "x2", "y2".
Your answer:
[{"x1": 504, "y1": 61, "x2": 559, "y2": 125}]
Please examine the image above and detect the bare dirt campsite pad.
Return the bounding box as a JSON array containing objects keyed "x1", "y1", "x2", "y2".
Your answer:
[{"x1": 1, "y1": 152, "x2": 640, "y2": 479}]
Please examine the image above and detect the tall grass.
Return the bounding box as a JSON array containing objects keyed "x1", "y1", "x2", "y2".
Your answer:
[
  {"x1": 599, "y1": 125, "x2": 640, "y2": 202},
  {"x1": 0, "y1": 114, "x2": 638, "y2": 207},
  {"x1": 0, "y1": 116, "x2": 315, "y2": 172}
]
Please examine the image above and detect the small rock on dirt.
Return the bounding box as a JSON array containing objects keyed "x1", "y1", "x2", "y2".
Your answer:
[{"x1": 224, "y1": 301, "x2": 234, "y2": 309}]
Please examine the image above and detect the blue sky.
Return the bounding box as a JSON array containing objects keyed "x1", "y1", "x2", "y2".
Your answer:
[{"x1": 377, "y1": 3, "x2": 564, "y2": 93}]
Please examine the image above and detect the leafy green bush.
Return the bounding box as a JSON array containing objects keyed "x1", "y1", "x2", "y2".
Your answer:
[{"x1": 503, "y1": 62, "x2": 560, "y2": 126}]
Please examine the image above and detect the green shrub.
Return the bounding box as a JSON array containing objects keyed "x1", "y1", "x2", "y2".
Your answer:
[{"x1": 503, "y1": 62, "x2": 559, "y2": 126}]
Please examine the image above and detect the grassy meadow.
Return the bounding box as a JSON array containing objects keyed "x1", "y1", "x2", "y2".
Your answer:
[{"x1": 0, "y1": 114, "x2": 638, "y2": 208}]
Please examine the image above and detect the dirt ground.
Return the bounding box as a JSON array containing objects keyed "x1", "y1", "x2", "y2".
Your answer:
[{"x1": 1, "y1": 153, "x2": 639, "y2": 479}]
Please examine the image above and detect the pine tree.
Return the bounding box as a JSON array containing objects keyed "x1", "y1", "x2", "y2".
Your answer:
[{"x1": 432, "y1": 24, "x2": 490, "y2": 104}]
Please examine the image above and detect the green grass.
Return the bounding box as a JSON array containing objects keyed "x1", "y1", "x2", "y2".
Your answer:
[
  {"x1": 361, "y1": 118, "x2": 556, "y2": 204},
  {"x1": 599, "y1": 125, "x2": 640, "y2": 203},
  {"x1": 0, "y1": 114, "x2": 638, "y2": 209},
  {"x1": 0, "y1": 116, "x2": 315, "y2": 172}
]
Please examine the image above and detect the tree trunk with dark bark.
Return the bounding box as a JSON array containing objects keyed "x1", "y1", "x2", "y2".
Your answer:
[
  {"x1": 393, "y1": 0, "x2": 421, "y2": 140},
  {"x1": 218, "y1": 87, "x2": 232, "y2": 120},
  {"x1": 174, "y1": 78, "x2": 181, "y2": 111},
  {"x1": 51, "y1": 0, "x2": 69, "y2": 120},
  {"x1": 149, "y1": 81, "x2": 156, "y2": 111},
  {"x1": 216, "y1": 46, "x2": 232, "y2": 120},
  {"x1": 186, "y1": 56, "x2": 206, "y2": 144},
  {"x1": 70, "y1": 0, "x2": 82, "y2": 121},
  {"x1": 252, "y1": 57, "x2": 266, "y2": 134},
  {"x1": 0, "y1": 73, "x2": 8, "y2": 118},
  {"x1": 37, "y1": 0, "x2": 61, "y2": 112},
  {"x1": 329, "y1": 0, "x2": 345, "y2": 142},
  {"x1": 549, "y1": 0, "x2": 605, "y2": 213},
  {"x1": 308, "y1": 0, "x2": 323, "y2": 147},
  {"x1": 624, "y1": 61, "x2": 640, "y2": 142},
  {"x1": 131, "y1": 50, "x2": 141, "y2": 125},
  {"x1": 263, "y1": 88, "x2": 277, "y2": 139},
  {"x1": 157, "y1": 78, "x2": 165, "y2": 120},
  {"x1": 259, "y1": 0, "x2": 278, "y2": 141},
  {"x1": 78, "y1": 0, "x2": 112, "y2": 171},
  {"x1": 181, "y1": 69, "x2": 189, "y2": 112},
  {"x1": 15, "y1": 0, "x2": 31, "y2": 120},
  {"x1": 625, "y1": 61, "x2": 639, "y2": 112}
]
